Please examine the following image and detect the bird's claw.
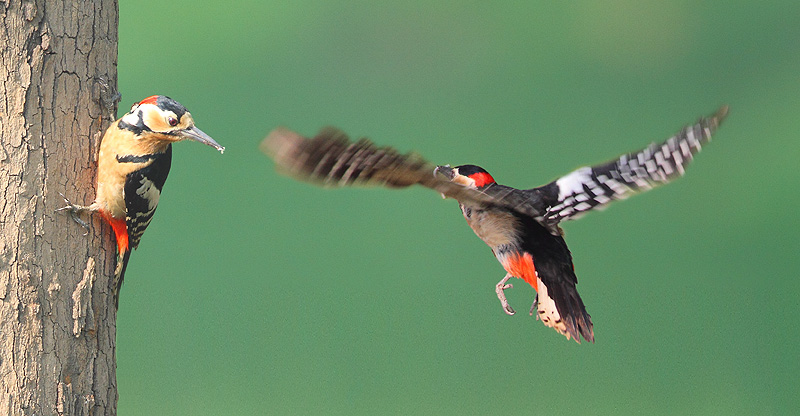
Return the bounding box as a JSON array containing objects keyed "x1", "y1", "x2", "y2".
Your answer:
[
  {"x1": 500, "y1": 299, "x2": 516, "y2": 316},
  {"x1": 56, "y1": 192, "x2": 90, "y2": 236},
  {"x1": 495, "y1": 273, "x2": 516, "y2": 316}
]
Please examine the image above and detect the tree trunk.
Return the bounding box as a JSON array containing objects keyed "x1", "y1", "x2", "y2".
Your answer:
[{"x1": 1, "y1": 1, "x2": 119, "y2": 414}]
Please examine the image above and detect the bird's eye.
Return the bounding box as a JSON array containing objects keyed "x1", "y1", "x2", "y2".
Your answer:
[{"x1": 168, "y1": 117, "x2": 178, "y2": 127}]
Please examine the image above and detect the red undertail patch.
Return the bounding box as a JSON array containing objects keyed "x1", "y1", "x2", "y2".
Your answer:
[
  {"x1": 504, "y1": 252, "x2": 538, "y2": 292},
  {"x1": 100, "y1": 210, "x2": 129, "y2": 254}
]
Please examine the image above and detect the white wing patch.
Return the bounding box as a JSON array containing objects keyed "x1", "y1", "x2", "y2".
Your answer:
[
  {"x1": 555, "y1": 167, "x2": 593, "y2": 201},
  {"x1": 136, "y1": 177, "x2": 161, "y2": 211}
]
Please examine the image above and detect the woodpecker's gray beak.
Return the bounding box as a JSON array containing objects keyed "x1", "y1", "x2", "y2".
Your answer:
[
  {"x1": 433, "y1": 165, "x2": 455, "y2": 199},
  {"x1": 181, "y1": 126, "x2": 225, "y2": 154},
  {"x1": 434, "y1": 165, "x2": 455, "y2": 180}
]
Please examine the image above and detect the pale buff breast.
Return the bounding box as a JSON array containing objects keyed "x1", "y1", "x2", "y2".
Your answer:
[
  {"x1": 93, "y1": 121, "x2": 169, "y2": 219},
  {"x1": 463, "y1": 206, "x2": 520, "y2": 248}
]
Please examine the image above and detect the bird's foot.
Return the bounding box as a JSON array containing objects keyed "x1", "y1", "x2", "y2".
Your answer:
[
  {"x1": 56, "y1": 192, "x2": 91, "y2": 235},
  {"x1": 530, "y1": 294, "x2": 539, "y2": 319},
  {"x1": 495, "y1": 273, "x2": 516, "y2": 315}
]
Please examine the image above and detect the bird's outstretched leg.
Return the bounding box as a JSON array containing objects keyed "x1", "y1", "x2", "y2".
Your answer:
[
  {"x1": 495, "y1": 273, "x2": 516, "y2": 315},
  {"x1": 56, "y1": 192, "x2": 94, "y2": 235},
  {"x1": 530, "y1": 294, "x2": 539, "y2": 319}
]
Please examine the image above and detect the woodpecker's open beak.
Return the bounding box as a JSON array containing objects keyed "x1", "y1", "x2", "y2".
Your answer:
[
  {"x1": 433, "y1": 165, "x2": 455, "y2": 199},
  {"x1": 434, "y1": 165, "x2": 455, "y2": 180},
  {"x1": 180, "y1": 126, "x2": 225, "y2": 154}
]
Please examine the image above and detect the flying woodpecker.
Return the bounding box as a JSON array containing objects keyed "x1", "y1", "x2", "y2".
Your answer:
[{"x1": 262, "y1": 107, "x2": 727, "y2": 343}]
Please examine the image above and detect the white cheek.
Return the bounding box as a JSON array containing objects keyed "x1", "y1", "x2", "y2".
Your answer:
[{"x1": 120, "y1": 110, "x2": 140, "y2": 125}]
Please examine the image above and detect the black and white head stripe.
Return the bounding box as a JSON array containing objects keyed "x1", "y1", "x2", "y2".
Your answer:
[
  {"x1": 154, "y1": 95, "x2": 188, "y2": 119},
  {"x1": 118, "y1": 108, "x2": 149, "y2": 134},
  {"x1": 118, "y1": 95, "x2": 190, "y2": 134},
  {"x1": 536, "y1": 106, "x2": 727, "y2": 225}
]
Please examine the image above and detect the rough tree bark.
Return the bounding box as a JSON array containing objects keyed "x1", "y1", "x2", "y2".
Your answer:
[{"x1": 1, "y1": 1, "x2": 119, "y2": 415}]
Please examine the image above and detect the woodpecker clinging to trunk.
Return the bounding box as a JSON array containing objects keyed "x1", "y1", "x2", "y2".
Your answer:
[
  {"x1": 262, "y1": 107, "x2": 727, "y2": 343},
  {"x1": 59, "y1": 95, "x2": 225, "y2": 308}
]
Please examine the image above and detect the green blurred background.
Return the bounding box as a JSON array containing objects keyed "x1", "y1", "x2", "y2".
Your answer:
[{"x1": 115, "y1": 1, "x2": 798, "y2": 414}]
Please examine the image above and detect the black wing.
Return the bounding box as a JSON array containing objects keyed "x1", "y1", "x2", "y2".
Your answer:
[
  {"x1": 115, "y1": 146, "x2": 171, "y2": 307},
  {"x1": 530, "y1": 106, "x2": 727, "y2": 226},
  {"x1": 123, "y1": 145, "x2": 172, "y2": 250}
]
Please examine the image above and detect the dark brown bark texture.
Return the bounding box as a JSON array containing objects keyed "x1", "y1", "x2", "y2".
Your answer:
[{"x1": 1, "y1": 0, "x2": 119, "y2": 415}]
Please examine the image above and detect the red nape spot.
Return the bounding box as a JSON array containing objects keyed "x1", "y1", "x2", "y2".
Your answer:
[
  {"x1": 138, "y1": 95, "x2": 159, "y2": 106},
  {"x1": 100, "y1": 211, "x2": 129, "y2": 254},
  {"x1": 469, "y1": 172, "x2": 495, "y2": 187},
  {"x1": 503, "y1": 252, "x2": 538, "y2": 292}
]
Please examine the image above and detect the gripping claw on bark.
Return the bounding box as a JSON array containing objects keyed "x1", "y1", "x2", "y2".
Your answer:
[{"x1": 56, "y1": 192, "x2": 91, "y2": 236}]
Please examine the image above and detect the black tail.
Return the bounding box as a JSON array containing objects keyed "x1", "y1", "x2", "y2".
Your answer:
[
  {"x1": 544, "y1": 276, "x2": 594, "y2": 343},
  {"x1": 516, "y1": 214, "x2": 594, "y2": 343},
  {"x1": 113, "y1": 250, "x2": 131, "y2": 309}
]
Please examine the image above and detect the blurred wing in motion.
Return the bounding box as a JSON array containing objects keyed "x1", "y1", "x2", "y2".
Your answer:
[
  {"x1": 262, "y1": 127, "x2": 518, "y2": 207},
  {"x1": 263, "y1": 127, "x2": 433, "y2": 188}
]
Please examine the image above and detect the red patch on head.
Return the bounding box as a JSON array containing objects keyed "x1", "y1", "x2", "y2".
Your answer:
[
  {"x1": 468, "y1": 172, "x2": 495, "y2": 187},
  {"x1": 503, "y1": 252, "x2": 538, "y2": 292},
  {"x1": 100, "y1": 211, "x2": 129, "y2": 254},
  {"x1": 138, "y1": 95, "x2": 159, "y2": 106}
]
